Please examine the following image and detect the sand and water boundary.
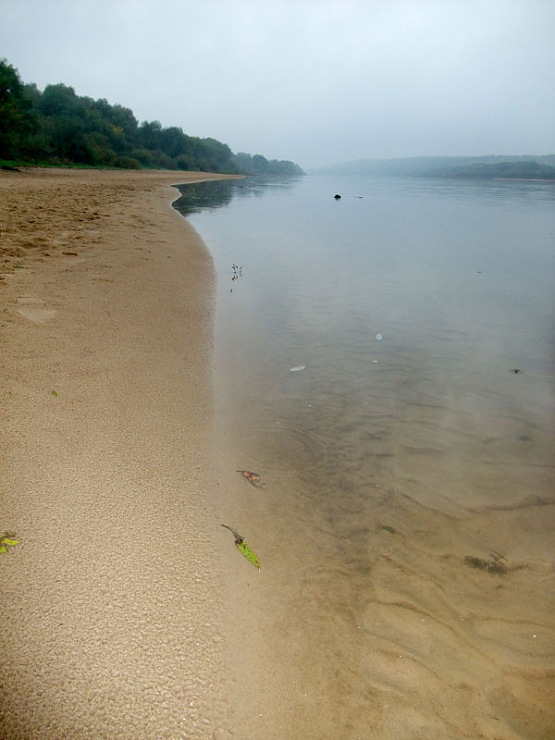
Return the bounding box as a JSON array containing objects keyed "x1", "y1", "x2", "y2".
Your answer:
[
  {"x1": 2, "y1": 168, "x2": 554, "y2": 740},
  {"x1": 0, "y1": 168, "x2": 236, "y2": 739}
]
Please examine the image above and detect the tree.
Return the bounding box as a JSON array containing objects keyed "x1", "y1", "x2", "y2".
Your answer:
[
  {"x1": 0, "y1": 56, "x2": 305, "y2": 172},
  {"x1": 37, "y1": 83, "x2": 79, "y2": 117},
  {"x1": 0, "y1": 59, "x2": 36, "y2": 159},
  {"x1": 252, "y1": 154, "x2": 271, "y2": 173},
  {"x1": 138, "y1": 120, "x2": 162, "y2": 150},
  {"x1": 160, "y1": 126, "x2": 187, "y2": 158}
]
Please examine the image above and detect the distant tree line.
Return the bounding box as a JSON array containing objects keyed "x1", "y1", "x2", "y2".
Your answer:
[
  {"x1": 314, "y1": 154, "x2": 555, "y2": 179},
  {"x1": 0, "y1": 59, "x2": 304, "y2": 175},
  {"x1": 430, "y1": 160, "x2": 555, "y2": 180},
  {"x1": 233, "y1": 152, "x2": 304, "y2": 176}
]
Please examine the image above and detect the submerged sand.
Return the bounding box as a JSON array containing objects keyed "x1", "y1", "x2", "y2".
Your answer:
[
  {"x1": 2, "y1": 167, "x2": 553, "y2": 740},
  {"x1": 0, "y1": 168, "x2": 234, "y2": 739}
]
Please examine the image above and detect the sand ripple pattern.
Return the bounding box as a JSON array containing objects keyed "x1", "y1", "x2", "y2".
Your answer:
[{"x1": 217, "y1": 342, "x2": 555, "y2": 738}]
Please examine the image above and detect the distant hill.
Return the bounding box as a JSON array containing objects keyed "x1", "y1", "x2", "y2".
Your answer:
[
  {"x1": 427, "y1": 160, "x2": 555, "y2": 180},
  {"x1": 313, "y1": 154, "x2": 555, "y2": 179}
]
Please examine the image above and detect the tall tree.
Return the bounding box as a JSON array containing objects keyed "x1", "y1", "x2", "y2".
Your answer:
[{"x1": 0, "y1": 59, "x2": 35, "y2": 159}]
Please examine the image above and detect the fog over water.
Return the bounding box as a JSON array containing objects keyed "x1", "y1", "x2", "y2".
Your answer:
[{"x1": 2, "y1": 0, "x2": 554, "y2": 168}]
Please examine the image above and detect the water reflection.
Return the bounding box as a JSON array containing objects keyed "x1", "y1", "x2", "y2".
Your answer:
[
  {"x1": 173, "y1": 174, "x2": 304, "y2": 217},
  {"x1": 173, "y1": 178, "x2": 236, "y2": 216}
]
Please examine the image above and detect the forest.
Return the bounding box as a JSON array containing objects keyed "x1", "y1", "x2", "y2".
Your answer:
[
  {"x1": 0, "y1": 59, "x2": 304, "y2": 175},
  {"x1": 429, "y1": 160, "x2": 555, "y2": 179},
  {"x1": 314, "y1": 153, "x2": 555, "y2": 179}
]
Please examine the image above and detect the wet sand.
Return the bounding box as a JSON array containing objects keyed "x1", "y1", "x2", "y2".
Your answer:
[
  {"x1": 203, "y1": 175, "x2": 555, "y2": 739},
  {"x1": 214, "y1": 365, "x2": 555, "y2": 740},
  {"x1": 0, "y1": 168, "x2": 235, "y2": 739},
  {"x1": 1, "y1": 168, "x2": 554, "y2": 740}
]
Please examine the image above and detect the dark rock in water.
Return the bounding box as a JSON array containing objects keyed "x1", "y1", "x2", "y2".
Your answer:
[{"x1": 334, "y1": 194, "x2": 341, "y2": 199}]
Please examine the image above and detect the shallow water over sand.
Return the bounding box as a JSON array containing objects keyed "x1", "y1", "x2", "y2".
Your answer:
[{"x1": 174, "y1": 175, "x2": 555, "y2": 739}]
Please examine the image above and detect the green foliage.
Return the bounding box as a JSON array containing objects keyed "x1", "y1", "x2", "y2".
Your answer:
[
  {"x1": 234, "y1": 151, "x2": 304, "y2": 175},
  {"x1": 0, "y1": 58, "x2": 37, "y2": 159},
  {"x1": 0, "y1": 57, "x2": 304, "y2": 174},
  {"x1": 113, "y1": 155, "x2": 141, "y2": 169}
]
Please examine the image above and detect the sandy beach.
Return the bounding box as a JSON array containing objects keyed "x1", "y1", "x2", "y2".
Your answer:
[
  {"x1": 0, "y1": 168, "x2": 235, "y2": 739},
  {"x1": 2, "y1": 168, "x2": 554, "y2": 740}
]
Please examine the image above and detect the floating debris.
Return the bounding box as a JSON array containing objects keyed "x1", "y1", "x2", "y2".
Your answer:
[
  {"x1": 464, "y1": 552, "x2": 507, "y2": 575},
  {"x1": 222, "y1": 524, "x2": 260, "y2": 569},
  {"x1": 378, "y1": 524, "x2": 396, "y2": 535},
  {"x1": 237, "y1": 469, "x2": 264, "y2": 487},
  {"x1": 289, "y1": 365, "x2": 306, "y2": 372}
]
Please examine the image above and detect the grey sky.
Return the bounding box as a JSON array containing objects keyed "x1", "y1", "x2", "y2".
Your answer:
[{"x1": 2, "y1": 0, "x2": 554, "y2": 169}]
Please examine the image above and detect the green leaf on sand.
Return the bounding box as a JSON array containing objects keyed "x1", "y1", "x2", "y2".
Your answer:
[
  {"x1": 222, "y1": 524, "x2": 260, "y2": 570},
  {"x1": 0, "y1": 532, "x2": 19, "y2": 553}
]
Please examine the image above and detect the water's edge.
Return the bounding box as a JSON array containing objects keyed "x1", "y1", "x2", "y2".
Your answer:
[{"x1": 173, "y1": 175, "x2": 555, "y2": 739}]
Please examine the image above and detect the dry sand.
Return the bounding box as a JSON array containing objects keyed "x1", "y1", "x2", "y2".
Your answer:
[
  {"x1": 2, "y1": 167, "x2": 554, "y2": 740},
  {"x1": 0, "y1": 168, "x2": 235, "y2": 739}
]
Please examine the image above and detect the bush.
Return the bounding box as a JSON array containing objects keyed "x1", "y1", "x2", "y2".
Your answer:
[
  {"x1": 113, "y1": 155, "x2": 141, "y2": 169},
  {"x1": 130, "y1": 148, "x2": 154, "y2": 166}
]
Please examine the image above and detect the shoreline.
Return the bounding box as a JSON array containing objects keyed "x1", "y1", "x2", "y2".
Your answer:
[
  {"x1": 189, "y1": 174, "x2": 555, "y2": 740},
  {"x1": 4, "y1": 168, "x2": 553, "y2": 739},
  {"x1": 0, "y1": 168, "x2": 235, "y2": 738}
]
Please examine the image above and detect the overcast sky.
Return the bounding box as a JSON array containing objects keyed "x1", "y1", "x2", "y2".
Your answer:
[{"x1": 2, "y1": 0, "x2": 554, "y2": 169}]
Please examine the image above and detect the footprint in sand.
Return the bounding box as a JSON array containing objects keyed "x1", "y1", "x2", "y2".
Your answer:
[{"x1": 16, "y1": 296, "x2": 57, "y2": 323}]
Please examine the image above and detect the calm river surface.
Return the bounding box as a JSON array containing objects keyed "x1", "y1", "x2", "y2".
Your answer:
[{"x1": 174, "y1": 174, "x2": 555, "y2": 739}]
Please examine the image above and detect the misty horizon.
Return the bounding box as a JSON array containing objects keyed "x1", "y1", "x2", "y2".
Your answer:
[{"x1": 2, "y1": 0, "x2": 554, "y2": 170}]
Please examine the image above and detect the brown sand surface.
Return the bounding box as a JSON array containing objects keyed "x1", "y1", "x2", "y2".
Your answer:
[
  {"x1": 206, "y1": 186, "x2": 554, "y2": 737},
  {"x1": 2, "y1": 167, "x2": 554, "y2": 740},
  {"x1": 215, "y1": 409, "x2": 555, "y2": 740},
  {"x1": 0, "y1": 168, "x2": 235, "y2": 739}
]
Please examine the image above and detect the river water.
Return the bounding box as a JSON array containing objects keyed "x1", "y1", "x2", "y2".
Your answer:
[{"x1": 174, "y1": 174, "x2": 555, "y2": 739}]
